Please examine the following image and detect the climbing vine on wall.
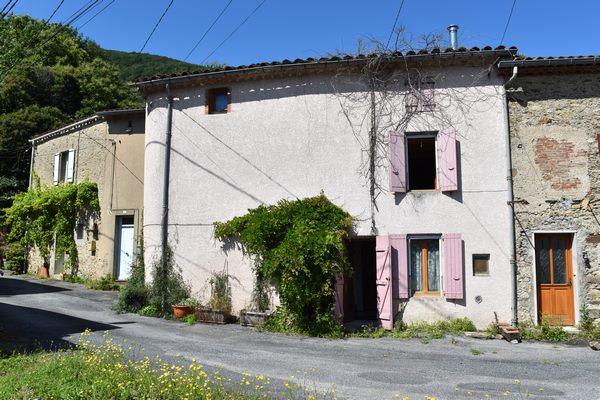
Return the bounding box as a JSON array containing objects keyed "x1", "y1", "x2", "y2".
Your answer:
[
  {"x1": 214, "y1": 194, "x2": 353, "y2": 336},
  {"x1": 2, "y1": 180, "x2": 100, "y2": 274}
]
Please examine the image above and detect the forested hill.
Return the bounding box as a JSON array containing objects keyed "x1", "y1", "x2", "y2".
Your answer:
[{"x1": 100, "y1": 49, "x2": 200, "y2": 82}]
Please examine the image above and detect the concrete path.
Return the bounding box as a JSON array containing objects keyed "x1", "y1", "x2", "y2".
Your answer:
[{"x1": 0, "y1": 276, "x2": 598, "y2": 399}]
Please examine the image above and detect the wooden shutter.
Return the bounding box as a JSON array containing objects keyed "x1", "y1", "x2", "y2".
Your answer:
[
  {"x1": 376, "y1": 235, "x2": 393, "y2": 330},
  {"x1": 439, "y1": 128, "x2": 458, "y2": 192},
  {"x1": 66, "y1": 149, "x2": 75, "y2": 183},
  {"x1": 53, "y1": 153, "x2": 60, "y2": 185},
  {"x1": 421, "y1": 80, "x2": 435, "y2": 112},
  {"x1": 334, "y1": 275, "x2": 345, "y2": 322},
  {"x1": 390, "y1": 234, "x2": 409, "y2": 299},
  {"x1": 389, "y1": 132, "x2": 407, "y2": 193},
  {"x1": 443, "y1": 233, "x2": 464, "y2": 299}
]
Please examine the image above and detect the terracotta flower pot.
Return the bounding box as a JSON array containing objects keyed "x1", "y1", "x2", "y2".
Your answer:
[
  {"x1": 38, "y1": 264, "x2": 49, "y2": 278},
  {"x1": 172, "y1": 305, "x2": 194, "y2": 319}
]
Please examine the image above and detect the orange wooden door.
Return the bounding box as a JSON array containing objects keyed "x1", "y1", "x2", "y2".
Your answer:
[{"x1": 535, "y1": 234, "x2": 574, "y2": 326}]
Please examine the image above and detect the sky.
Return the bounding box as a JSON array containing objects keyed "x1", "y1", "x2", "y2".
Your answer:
[{"x1": 9, "y1": 0, "x2": 600, "y2": 67}]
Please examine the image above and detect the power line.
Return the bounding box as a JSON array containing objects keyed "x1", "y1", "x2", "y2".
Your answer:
[
  {"x1": 0, "y1": 0, "x2": 18, "y2": 18},
  {"x1": 385, "y1": 0, "x2": 406, "y2": 50},
  {"x1": 77, "y1": 0, "x2": 117, "y2": 29},
  {"x1": 46, "y1": 0, "x2": 66, "y2": 23},
  {"x1": 183, "y1": 0, "x2": 234, "y2": 62},
  {"x1": 500, "y1": 0, "x2": 517, "y2": 45},
  {"x1": 200, "y1": 0, "x2": 267, "y2": 65},
  {"x1": 139, "y1": 0, "x2": 175, "y2": 53}
]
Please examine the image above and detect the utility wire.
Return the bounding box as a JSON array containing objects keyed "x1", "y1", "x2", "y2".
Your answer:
[
  {"x1": 0, "y1": 0, "x2": 18, "y2": 18},
  {"x1": 46, "y1": 0, "x2": 66, "y2": 23},
  {"x1": 385, "y1": 0, "x2": 406, "y2": 50},
  {"x1": 139, "y1": 0, "x2": 175, "y2": 53},
  {"x1": 500, "y1": 0, "x2": 517, "y2": 45},
  {"x1": 200, "y1": 0, "x2": 267, "y2": 65},
  {"x1": 0, "y1": 0, "x2": 13, "y2": 15},
  {"x1": 78, "y1": 0, "x2": 116, "y2": 29},
  {"x1": 183, "y1": 0, "x2": 234, "y2": 62}
]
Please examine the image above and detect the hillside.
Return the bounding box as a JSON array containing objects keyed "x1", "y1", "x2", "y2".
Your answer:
[{"x1": 101, "y1": 49, "x2": 201, "y2": 82}]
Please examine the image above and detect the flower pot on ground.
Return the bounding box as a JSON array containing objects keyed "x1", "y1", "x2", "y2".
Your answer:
[
  {"x1": 38, "y1": 264, "x2": 49, "y2": 278},
  {"x1": 172, "y1": 297, "x2": 199, "y2": 319},
  {"x1": 239, "y1": 309, "x2": 271, "y2": 327}
]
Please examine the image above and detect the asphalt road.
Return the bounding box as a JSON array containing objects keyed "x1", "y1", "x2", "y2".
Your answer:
[{"x1": 0, "y1": 276, "x2": 598, "y2": 400}]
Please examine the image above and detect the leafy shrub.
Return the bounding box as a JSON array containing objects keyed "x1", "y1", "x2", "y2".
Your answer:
[
  {"x1": 519, "y1": 321, "x2": 571, "y2": 342},
  {"x1": 208, "y1": 270, "x2": 232, "y2": 314},
  {"x1": 177, "y1": 297, "x2": 199, "y2": 308},
  {"x1": 2, "y1": 242, "x2": 25, "y2": 273},
  {"x1": 182, "y1": 314, "x2": 197, "y2": 325},
  {"x1": 63, "y1": 274, "x2": 85, "y2": 284},
  {"x1": 148, "y1": 245, "x2": 190, "y2": 316},
  {"x1": 115, "y1": 236, "x2": 148, "y2": 313},
  {"x1": 214, "y1": 194, "x2": 353, "y2": 337},
  {"x1": 86, "y1": 275, "x2": 119, "y2": 291},
  {"x1": 355, "y1": 318, "x2": 477, "y2": 340},
  {"x1": 138, "y1": 305, "x2": 160, "y2": 317}
]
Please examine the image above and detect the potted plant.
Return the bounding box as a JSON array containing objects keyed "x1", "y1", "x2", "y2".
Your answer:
[
  {"x1": 38, "y1": 259, "x2": 50, "y2": 278},
  {"x1": 196, "y1": 270, "x2": 234, "y2": 324},
  {"x1": 172, "y1": 297, "x2": 198, "y2": 319},
  {"x1": 240, "y1": 275, "x2": 272, "y2": 327}
]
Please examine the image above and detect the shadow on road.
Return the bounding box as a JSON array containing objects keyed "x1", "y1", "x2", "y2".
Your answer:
[
  {"x1": 0, "y1": 277, "x2": 70, "y2": 296},
  {"x1": 0, "y1": 302, "x2": 119, "y2": 357}
]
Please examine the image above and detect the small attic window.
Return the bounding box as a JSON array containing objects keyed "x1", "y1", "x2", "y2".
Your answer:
[{"x1": 207, "y1": 88, "x2": 229, "y2": 114}]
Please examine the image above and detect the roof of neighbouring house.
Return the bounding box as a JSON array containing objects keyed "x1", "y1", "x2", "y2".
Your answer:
[
  {"x1": 30, "y1": 108, "x2": 145, "y2": 144},
  {"x1": 498, "y1": 55, "x2": 600, "y2": 73},
  {"x1": 132, "y1": 46, "x2": 518, "y2": 89}
]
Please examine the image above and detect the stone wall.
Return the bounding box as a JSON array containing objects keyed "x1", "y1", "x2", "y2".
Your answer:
[{"x1": 509, "y1": 73, "x2": 600, "y2": 324}]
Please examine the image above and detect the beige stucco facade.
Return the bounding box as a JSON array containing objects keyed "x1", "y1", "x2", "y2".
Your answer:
[
  {"x1": 140, "y1": 55, "x2": 515, "y2": 328},
  {"x1": 29, "y1": 110, "x2": 145, "y2": 280}
]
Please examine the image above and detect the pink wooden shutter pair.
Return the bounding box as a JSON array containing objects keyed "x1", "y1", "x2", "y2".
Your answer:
[
  {"x1": 443, "y1": 233, "x2": 464, "y2": 299},
  {"x1": 389, "y1": 129, "x2": 458, "y2": 193},
  {"x1": 376, "y1": 235, "x2": 409, "y2": 330}
]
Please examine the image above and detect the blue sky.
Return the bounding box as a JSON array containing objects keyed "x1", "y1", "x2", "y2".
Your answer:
[{"x1": 10, "y1": 0, "x2": 600, "y2": 66}]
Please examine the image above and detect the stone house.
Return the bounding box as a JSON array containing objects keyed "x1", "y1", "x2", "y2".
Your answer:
[
  {"x1": 28, "y1": 109, "x2": 145, "y2": 280},
  {"x1": 499, "y1": 57, "x2": 600, "y2": 325},
  {"x1": 134, "y1": 46, "x2": 519, "y2": 329}
]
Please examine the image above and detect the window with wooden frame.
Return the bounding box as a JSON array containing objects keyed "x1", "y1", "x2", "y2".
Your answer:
[
  {"x1": 473, "y1": 254, "x2": 490, "y2": 276},
  {"x1": 409, "y1": 237, "x2": 440, "y2": 295},
  {"x1": 207, "y1": 87, "x2": 230, "y2": 114},
  {"x1": 406, "y1": 134, "x2": 437, "y2": 190}
]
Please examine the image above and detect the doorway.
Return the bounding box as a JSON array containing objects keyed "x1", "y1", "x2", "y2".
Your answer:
[
  {"x1": 346, "y1": 238, "x2": 377, "y2": 322},
  {"x1": 535, "y1": 233, "x2": 575, "y2": 325},
  {"x1": 115, "y1": 216, "x2": 135, "y2": 281}
]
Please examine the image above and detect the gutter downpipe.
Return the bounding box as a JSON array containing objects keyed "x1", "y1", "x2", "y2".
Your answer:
[
  {"x1": 161, "y1": 82, "x2": 174, "y2": 311},
  {"x1": 503, "y1": 65, "x2": 518, "y2": 326}
]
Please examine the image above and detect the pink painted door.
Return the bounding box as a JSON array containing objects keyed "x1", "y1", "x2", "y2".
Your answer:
[
  {"x1": 376, "y1": 235, "x2": 393, "y2": 330},
  {"x1": 334, "y1": 275, "x2": 345, "y2": 322}
]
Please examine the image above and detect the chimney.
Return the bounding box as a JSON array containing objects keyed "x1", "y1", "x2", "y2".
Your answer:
[{"x1": 447, "y1": 24, "x2": 459, "y2": 50}]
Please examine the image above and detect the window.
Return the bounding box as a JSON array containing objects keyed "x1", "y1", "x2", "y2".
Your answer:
[
  {"x1": 407, "y1": 135, "x2": 436, "y2": 190},
  {"x1": 406, "y1": 76, "x2": 435, "y2": 112},
  {"x1": 409, "y1": 238, "x2": 440, "y2": 294},
  {"x1": 473, "y1": 254, "x2": 490, "y2": 276},
  {"x1": 53, "y1": 149, "x2": 75, "y2": 185},
  {"x1": 207, "y1": 87, "x2": 229, "y2": 114}
]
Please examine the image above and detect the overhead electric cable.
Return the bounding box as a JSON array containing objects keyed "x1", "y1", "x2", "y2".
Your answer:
[
  {"x1": 0, "y1": 0, "x2": 18, "y2": 18},
  {"x1": 78, "y1": 0, "x2": 117, "y2": 29},
  {"x1": 385, "y1": 0, "x2": 406, "y2": 50},
  {"x1": 200, "y1": 0, "x2": 267, "y2": 65},
  {"x1": 183, "y1": 0, "x2": 234, "y2": 62},
  {"x1": 500, "y1": 0, "x2": 517, "y2": 45},
  {"x1": 139, "y1": 0, "x2": 175, "y2": 53},
  {"x1": 46, "y1": 0, "x2": 66, "y2": 23}
]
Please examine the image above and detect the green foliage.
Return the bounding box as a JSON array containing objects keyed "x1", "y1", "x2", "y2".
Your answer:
[
  {"x1": 2, "y1": 181, "x2": 99, "y2": 274},
  {"x1": 62, "y1": 273, "x2": 85, "y2": 284},
  {"x1": 116, "y1": 235, "x2": 149, "y2": 313},
  {"x1": 85, "y1": 274, "x2": 120, "y2": 291},
  {"x1": 182, "y1": 313, "x2": 198, "y2": 325},
  {"x1": 519, "y1": 320, "x2": 571, "y2": 342},
  {"x1": 148, "y1": 245, "x2": 190, "y2": 317},
  {"x1": 2, "y1": 242, "x2": 25, "y2": 272},
  {"x1": 138, "y1": 304, "x2": 160, "y2": 317},
  {"x1": 178, "y1": 297, "x2": 200, "y2": 308},
  {"x1": 353, "y1": 318, "x2": 477, "y2": 340},
  {"x1": 214, "y1": 194, "x2": 353, "y2": 337},
  {"x1": 208, "y1": 270, "x2": 232, "y2": 314},
  {"x1": 470, "y1": 348, "x2": 483, "y2": 356}
]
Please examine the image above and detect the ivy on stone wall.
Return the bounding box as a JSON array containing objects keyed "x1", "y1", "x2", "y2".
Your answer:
[
  {"x1": 2, "y1": 180, "x2": 100, "y2": 274},
  {"x1": 214, "y1": 194, "x2": 353, "y2": 336}
]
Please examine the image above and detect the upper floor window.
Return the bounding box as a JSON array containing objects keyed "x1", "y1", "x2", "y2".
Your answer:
[
  {"x1": 405, "y1": 76, "x2": 435, "y2": 113},
  {"x1": 207, "y1": 87, "x2": 230, "y2": 114},
  {"x1": 53, "y1": 149, "x2": 75, "y2": 185},
  {"x1": 407, "y1": 135, "x2": 437, "y2": 190}
]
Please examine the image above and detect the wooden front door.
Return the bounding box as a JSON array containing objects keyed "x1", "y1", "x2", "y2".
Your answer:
[{"x1": 535, "y1": 234, "x2": 574, "y2": 326}]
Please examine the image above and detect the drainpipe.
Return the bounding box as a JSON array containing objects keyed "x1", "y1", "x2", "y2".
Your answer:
[
  {"x1": 28, "y1": 141, "x2": 35, "y2": 188},
  {"x1": 160, "y1": 83, "x2": 174, "y2": 311},
  {"x1": 502, "y1": 66, "x2": 518, "y2": 326}
]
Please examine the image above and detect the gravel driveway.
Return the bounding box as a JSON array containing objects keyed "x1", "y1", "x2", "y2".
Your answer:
[{"x1": 0, "y1": 276, "x2": 598, "y2": 399}]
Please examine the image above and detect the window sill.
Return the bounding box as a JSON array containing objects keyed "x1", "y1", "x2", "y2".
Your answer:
[{"x1": 412, "y1": 292, "x2": 441, "y2": 299}]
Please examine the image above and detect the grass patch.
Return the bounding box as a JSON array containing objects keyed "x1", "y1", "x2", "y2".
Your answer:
[
  {"x1": 470, "y1": 348, "x2": 483, "y2": 356},
  {"x1": 352, "y1": 318, "x2": 476, "y2": 340},
  {"x1": 0, "y1": 333, "x2": 336, "y2": 400},
  {"x1": 62, "y1": 274, "x2": 120, "y2": 291}
]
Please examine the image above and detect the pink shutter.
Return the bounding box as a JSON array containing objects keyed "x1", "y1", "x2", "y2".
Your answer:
[
  {"x1": 421, "y1": 80, "x2": 435, "y2": 112},
  {"x1": 389, "y1": 132, "x2": 406, "y2": 193},
  {"x1": 439, "y1": 128, "x2": 458, "y2": 192},
  {"x1": 443, "y1": 233, "x2": 463, "y2": 299},
  {"x1": 334, "y1": 275, "x2": 345, "y2": 322},
  {"x1": 376, "y1": 235, "x2": 393, "y2": 330},
  {"x1": 390, "y1": 234, "x2": 408, "y2": 299}
]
